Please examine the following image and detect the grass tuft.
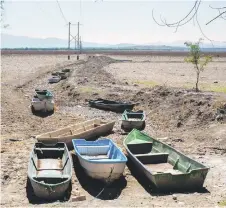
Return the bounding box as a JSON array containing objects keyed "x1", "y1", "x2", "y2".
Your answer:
[
  {"x1": 183, "y1": 83, "x2": 226, "y2": 93},
  {"x1": 134, "y1": 80, "x2": 158, "y2": 87},
  {"x1": 218, "y1": 200, "x2": 226, "y2": 207},
  {"x1": 79, "y1": 86, "x2": 101, "y2": 93}
]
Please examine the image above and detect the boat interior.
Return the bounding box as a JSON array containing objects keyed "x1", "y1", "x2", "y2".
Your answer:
[
  {"x1": 123, "y1": 110, "x2": 144, "y2": 121},
  {"x1": 127, "y1": 142, "x2": 196, "y2": 175},
  {"x1": 37, "y1": 120, "x2": 108, "y2": 139},
  {"x1": 73, "y1": 139, "x2": 126, "y2": 161},
  {"x1": 30, "y1": 143, "x2": 71, "y2": 184}
]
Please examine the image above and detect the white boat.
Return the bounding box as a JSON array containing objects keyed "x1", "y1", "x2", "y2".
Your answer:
[
  {"x1": 72, "y1": 139, "x2": 127, "y2": 182},
  {"x1": 28, "y1": 142, "x2": 72, "y2": 199},
  {"x1": 31, "y1": 97, "x2": 54, "y2": 113},
  {"x1": 36, "y1": 119, "x2": 115, "y2": 150},
  {"x1": 48, "y1": 76, "x2": 61, "y2": 83}
]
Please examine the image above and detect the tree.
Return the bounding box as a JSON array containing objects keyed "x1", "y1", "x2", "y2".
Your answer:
[
  {"x1": 184, "y1": 39, "x2": 212, "y2": 92},
  {"x1": 152, "y1": 0, "x2": 226, "y2": 42},
  {"x1": 0, "y1": 0, "x2": 8, "y2": 28}
]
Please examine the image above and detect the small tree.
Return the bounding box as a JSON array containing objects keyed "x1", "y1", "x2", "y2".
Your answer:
[{"x1": 184, "y1": 39, "x2": 212, "y2": 92}]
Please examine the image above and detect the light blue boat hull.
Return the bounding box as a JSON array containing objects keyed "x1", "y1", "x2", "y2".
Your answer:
[{"x1": 73, "y1": 139, "x2": 127, "y2": 182}]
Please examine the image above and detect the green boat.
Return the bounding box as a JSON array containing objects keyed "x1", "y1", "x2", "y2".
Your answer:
[
  {"x1": 123, "y1": 129, "x2": 209, "y2": 190},
  {"x1": 35, "y1": 89, "x2": 53, "y2": 100},
  {"x1": 121, "y1": 110, "x2": 146, "y2": 132}
]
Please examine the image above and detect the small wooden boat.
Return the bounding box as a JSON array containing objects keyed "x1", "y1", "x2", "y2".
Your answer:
[
  {"x1": 62, "y1": 69, "x2": 71, "y2": 73},
  {"x1": 48, "y1": 76, "x2": 61, "y2": 83},
  {"x1": 121, "y1": 110, "x2": 146, "y2": 131},
  {"x1": 124, "y1": 129, "x2": 209, "y2": 190},
  {"x1": 72, "y1": 139, "x2": 127, "y2": 182},
  {"x1": 36, "y1": 119, "x2": 115, "y2": 150},
  {"x1": 58, "y1": 72, "x2": 68, "y2": 80},
  {"x1": 89, "y1": 99, "x2": 135, "y2": 113},
  {"x1": 51, "y1": 72, "x2": 60, "y2": 76},
  {"x1": 35, "y1": 89, "x2": 53, "y2": 100},
  {"x1": 27, "y1": 142, "x2": 72, "y2": 199}
]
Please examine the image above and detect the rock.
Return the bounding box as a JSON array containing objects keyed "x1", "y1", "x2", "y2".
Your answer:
[
  {"x1": 214, "y1": 81, "x2": 218, "y2": 83},
  {"x1": 216, "y1": 115, "x2": 223, "y2": 121},
  {"x1": 157, "y1": 137, "x2": 168, "y2": 141},
  {"x1": 71, "y1": 195, "x2": 86, "y2": 202},
  {"x1": 71, "y1": 190, "x2": 80, "y2": 196},
  {"x1": 172, "y1": 138, "x2": 184, "y2": 142},
  {"x1": 172, "y1": 194, "x2": 177, "y2": 200},
  {"x1": 112, "y1": 82, "x2": 116, "y2": 85},
  {"x1": 125, "y1": 82, "x2": 128, "y2": 85},
  {"x1": 178, "y1": 202, "x2": 185, "y2": 205},
  {"x1": 177, "y1": 121, "x2": 182, "y2": 128},
  {"x1": 134, "y1": 84, "x2": 138, "y2": 87},
  {"x1": 3, "y1": 175, "x2": 9, "y2": 180}
]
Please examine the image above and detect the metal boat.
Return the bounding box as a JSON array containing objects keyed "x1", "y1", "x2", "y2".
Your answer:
[{"x1": 27, "y1": 142, "x2": 72, "y2": 199}]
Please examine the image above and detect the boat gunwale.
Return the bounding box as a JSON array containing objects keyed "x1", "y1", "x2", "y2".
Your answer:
[
  {"x1": 122, "y1": 110, "x2": 146, "y2": 122},
  {"x1": 36, "y1": 119, "x2": 115, "y2": 139},
  {"x1": 28, "y1": 142, "x2": 73, "y2": 187},
  {"x1": 73, "y1": 138, "x2": 128, "y2": 164},
  {"x1": 123, "y1": 129, "x2": 209, "y2": 177},
  {"x1": 89, "y1": 98, "x2": 134, "y2": 106}
]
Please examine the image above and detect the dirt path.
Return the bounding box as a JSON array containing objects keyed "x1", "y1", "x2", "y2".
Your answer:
[{"x1": 1, "y1": 55, "x2": 226, "y2": 207}]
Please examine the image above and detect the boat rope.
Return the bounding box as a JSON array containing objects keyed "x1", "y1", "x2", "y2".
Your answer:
[{"x1": 93, "y1": 166, "x2": 114, "y2": 199}]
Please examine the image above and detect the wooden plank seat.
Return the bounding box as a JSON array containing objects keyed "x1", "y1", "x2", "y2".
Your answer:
[
  {"x1": 35, "y1": 148, "x2": 65, "y2": 151},
  {"x1": 32, "y1": 158, "x2": 69, "y2": 178},
  {"x1": 135, "y1": 153, "x2": 169, "y2": 164}
]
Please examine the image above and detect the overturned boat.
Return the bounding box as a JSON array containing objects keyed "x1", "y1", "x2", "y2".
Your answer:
[
  {"x1": 72, "y1": 139, "x2": 127, "y2": 182},
  {"x1": 27, "y1": 142, "x2": 72, "y2": 200},
  {"x1": 123, "y1": 129, "x2": 209, "y2": 190},
  {"x1": 89, "y1": 98, "x2": 135, "y2": 113},
  {"x1": 36, "y1": 119, "x2": 115, "y2": 150},
  {"x1": 121, "y1": 110, "x2": 146, "y2": 131}
]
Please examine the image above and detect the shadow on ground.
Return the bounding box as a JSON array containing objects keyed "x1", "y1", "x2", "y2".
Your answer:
[
  {"x1": 31, "y1": 110, "x2": 54, "y2": 118},
  {"x1": 26, "y1": 178, "x2": 71, "y2": 204},
  {"x1": 126, "y1": 158, "x2": 210, "y2": 196},
  {"x1": 72, "y1": 154, "x2": 127, "y2": 200}
]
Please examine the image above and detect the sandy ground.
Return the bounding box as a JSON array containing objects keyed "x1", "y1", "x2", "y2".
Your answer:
[
  {"x1": 105, "y1": 55, "x2": 226, "y2": 91},
  {"x1": 1, "y1": 54, "x2": 226, "y2": 207}
]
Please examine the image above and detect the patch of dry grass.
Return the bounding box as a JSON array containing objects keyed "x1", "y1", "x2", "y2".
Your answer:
[
  {"x1": 218, "y1": 200, "x2": 226, "y2": 207},
  {"x1": 134, "y1": 80, "x2": 158, "y2": 87}
]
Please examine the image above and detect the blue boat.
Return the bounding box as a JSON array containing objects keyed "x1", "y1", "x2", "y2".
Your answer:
[{"x1": 72, "y1": 139, "x2": 127, "y2": 183}]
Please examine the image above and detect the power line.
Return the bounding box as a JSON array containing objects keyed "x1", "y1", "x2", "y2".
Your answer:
[{"x1": 56, "y1": 0, "x2": 68, "y2": 24}]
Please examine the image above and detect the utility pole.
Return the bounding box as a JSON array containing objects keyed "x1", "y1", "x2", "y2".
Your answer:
[
  {"x1": 74, "y1": 36, "x2": 77, "y2": 52},
  {"x1": 80, "y1": 36, "x2": 82, "y2": 54},
  {"x1": 77, "y1": 22, "x2": 80, "y2": 60},
  {"x1": 68, "y1": 21, "x2": 71, "y2": 60}
]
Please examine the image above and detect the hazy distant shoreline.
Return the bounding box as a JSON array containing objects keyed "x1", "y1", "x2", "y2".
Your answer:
[{"x1": 1, "y1": 49, "x2": 226, "y2": 57}]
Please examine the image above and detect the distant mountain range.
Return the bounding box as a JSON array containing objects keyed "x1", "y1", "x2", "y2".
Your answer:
[{"x1": 1, "y1": 33, "x2": 226, "y2": 49}]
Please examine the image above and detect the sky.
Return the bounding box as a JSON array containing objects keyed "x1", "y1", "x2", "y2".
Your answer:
[{"x1": 1, "y1": 0, "x2": 226, "y2": 44}]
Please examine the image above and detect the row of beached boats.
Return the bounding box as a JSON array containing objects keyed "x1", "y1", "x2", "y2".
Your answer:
[
  {"x1": 48, "y1": 69, "x2": 71, "y2": 83},
  {"x1": 28, "y1": 118, "x2": 209, "y2": 200}
]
